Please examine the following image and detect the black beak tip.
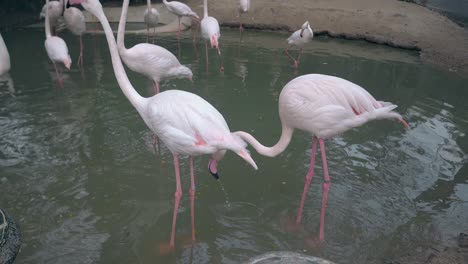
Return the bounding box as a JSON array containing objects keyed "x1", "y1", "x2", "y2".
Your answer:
[
  {"x1": 210, "y1": 171, "x2": 219, "y2": 180},
  {"x1": 300, "y1": 33, "x2": 303, "y2": 38}
]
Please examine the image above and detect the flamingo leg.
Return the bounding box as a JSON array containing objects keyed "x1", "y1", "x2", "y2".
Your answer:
[
  {"x1": 152, "y1": 27, "x2": 156, "y2": 44},
  {"x1": 53, "y1": 63, "x2": 63, "y2": 88},
  {"x1": 169, "y1": 154, "x2": 183, "y2": 249},
  {"x1": 189, "y1": 156, "x2": 196, "y2": 242},
  {"x1": 205, "y1": 41, "x2": 209, "y2": 73},
  {"x1": 239, "y1": 14, "x2": 244, "y2": 41},
  {"x1": 285, "y1": 46, "x2": 298, "y2": 68},
  {"x1": 153, "y1": 81, "x2": 160, "y2": 94},
  {"x1": 296, "y1": 48, "x2": 303, "y2": 68},
  {"x1": 146, "y1": 25, "x2": 149, "y2": 43},
  {"x1": 77, "y1": 35, "x2": 84, "y2": 67},
  {"x1": 296, "y1": 136, "x2": 318, "y2": 225},
  {"x1": 318, "y1": 139, "x2": 331, "y2": 242},
  {"x1": 217, "y1": 46, "x2": 224, "y2": 72}
]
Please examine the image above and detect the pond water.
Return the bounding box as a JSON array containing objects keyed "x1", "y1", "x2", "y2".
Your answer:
[{"x1": 1, "y1": 27, "x2": 467, "y2": 264}]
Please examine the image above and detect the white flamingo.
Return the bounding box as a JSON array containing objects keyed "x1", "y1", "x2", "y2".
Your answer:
[
  {"x1": 144, "y1": 0, "x2": 160, "y2": 43},
  {"x1": 162, "y1": 0, "x2": 199, "y2": 53},
  {"x1": 63, "y1": 0, "x2": 86, "y2": 66},
  {"x1": 0, "y1": 33, "x2": 11, "y2": 76},
  {"x1": 200, "y1": 0, "x2": 223, "y2": 72},
  {"x1": 238, "y1": 0, "x2": 250, "y2": 39},
  {"x1": 40, "y1": 0, "x2": 64, "y2": 35},
  {"x1": 235, "y1": 74, "x2": 409, "y2": 241},
  {"x1": 285, "y1": 21, "x2": 313, "y2": 68},
  {"x1": 117, "y1": 0, "x2": 192, "y2": 94},
  {"x1": 70, "y1": 0, "x2": 257, "y2": 251},
  {"x1": 44, "y1": 0, "x2": 72, "y2": 87}
]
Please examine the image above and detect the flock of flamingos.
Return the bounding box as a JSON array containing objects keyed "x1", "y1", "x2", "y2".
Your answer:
[{"x1": 0, "y1": 0, "x2": 411, "y2": 253}]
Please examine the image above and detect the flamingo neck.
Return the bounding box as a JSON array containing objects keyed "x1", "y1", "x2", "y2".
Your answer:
[
  {"x1": 146, "y1": 0, "x2": 151, "y2": 10},
  {"x1": 45, "y1": 0, "x2": 52, "y2": 38},
  {"x1": 91, "y1": 1, "x2": 146, "y2": 111},
  {"x1": 162, "y1": 0, "x2": 168, "y2": 5},
  {"x1": 203, "y1": 0, "x2": 208, "y2": 18},
  {"x1": 117, "y1": 0, "x2": 129, "y2": 55},
  {"x1": 235, "y1": 124, "x2": 294, "y2": 157}
]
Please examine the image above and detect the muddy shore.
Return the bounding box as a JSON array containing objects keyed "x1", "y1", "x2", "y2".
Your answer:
[{"x1": 184, "y1": 0, "x2": 468, "y2": 77}]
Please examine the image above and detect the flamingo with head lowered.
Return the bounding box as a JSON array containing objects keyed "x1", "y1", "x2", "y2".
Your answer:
[
  {"x1": 143, "y1": 0, "x2": 160, "y2": 43},
  {"x1": 162, "y1": 0, "x2": 199, "y2": 54},
  {"x1": 44, "y1": 0, "x2": 72, "y2": 87},
  {"x1": 117, "y1": 0, "x2": 192, "y2": 95},
  {"x1": 40, "y1": 0, "x2": 63, "y2": 35},
  {"x1": 285, "y1": 21, "x2": 313, "y2": 68},
  {"x1": 70, "y1": 0, "x2": 258, "y2": 252},
  {"x1": 200, "y1": 0, "x2": 224, "y2": 72},
  {"x1": 238, "y1": 0, "x2": 250, "y2": 40},
  {"x1": 63, "y1": 0, "x2": 86, "y2": 66},
  {"x1": 235, "y1": 74, "x2": 409, "y2": 242}
]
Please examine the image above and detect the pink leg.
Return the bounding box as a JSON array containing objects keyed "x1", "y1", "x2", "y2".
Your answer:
[
  {"x1": 296, "y1": 136, "x2": 318, "y2": 225},
  {"x1": 318, "y1": 139, "x2": 331, "y2": 242},
  {"x1": 77, "y1": 35, "x2": 84, "y2": 67},
  {"x1": 152, "y1": 28, "x2": 156, "y2": 44},
  {"x1": 189, "y1": 156, "x2": 196, "y2": 242},
  {"x1": 239, "y1": 15, "x2": 244, "y2": 41},
  {"x1": 296, "y1": 48, "x2": 303, "y2": 68},
  {"x1": 146, "y1": 25, "x2": 149, "y2": 43},
  {"x1": 153, "y1": 81, "x2": 160, "y2": 94},
  {"x1": 53, "y1": 63, "x2": 63, "y2": 88},
  {"x1": 285, "y1": 47, "x2": 298, "y2": 68},
  {"x1": 169, "y1": 154, "x2": 183, "y2": 249},
  {"x1": 205, "y1": 41, "x2": 209, "y2": 74}
]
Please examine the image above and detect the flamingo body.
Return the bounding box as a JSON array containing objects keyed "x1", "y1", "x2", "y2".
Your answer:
[
  {"x1": 0, "y1": 33, "x2": 11, "y2": 75},
  {"x1": 239, "y1": 0, "x2": 250, "y2": 13},
  {"x1": 279, "y1": 74, "x2": 402, "y2": 139},
  {"x1": 40, "y1": 0, "x2": 63, "y2": 29},
  {"x1": 287, "y1": 23, "x2": 314, "y2": 48},
  {"x1": 64, "y1": 7, "x2": 86, "y2": 35},
  {"x1": 45, "y1": 36, "x2": 72, "y2": 69},
  {"x1": 162, "y1": 0, "x2": 199, "y2": 18},
  {"x1": 144, "y1": 8, "x2": 160, "y2": 27}
]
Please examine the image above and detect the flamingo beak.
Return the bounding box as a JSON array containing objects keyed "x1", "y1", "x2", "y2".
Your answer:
[
  {"x1": 300, "y1": 28, "x2": 305, "y2": 38},
  {"x1": 399, "y1": 118, "x2": 410, "y2": 128},
  {"x1": 208, "y1": 159, "x2": 219, "y2": 180}
]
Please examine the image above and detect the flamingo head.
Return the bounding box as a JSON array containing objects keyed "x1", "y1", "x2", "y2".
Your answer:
[
  {"x1": 63, "y1": 56, "x2": 72, "y2": 70},
  {"x1": 300, "y1": 21, "x2": 310, "y2": 38},
  {"x1": 167, "y1": 65, "x2": 193, "y2": 82},
  {"x1": 210, "y1": 35, "x2": 219, "y2": 49},
  {"x1": 208, "y1": 150, "x2": 226, "y2": 180}
]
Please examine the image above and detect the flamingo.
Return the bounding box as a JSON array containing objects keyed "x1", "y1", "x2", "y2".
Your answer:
[
  {"x1": 234, "y1": 74, "x2": 409, "y2": 241},
  {"x1": 144, "y1": 0, "x2": 160, "y2": 43},
  {"x1": 40, "y1": 0, "x2": 64, "y2": 35},
  {"x1": 0, "y1": 33, "x2": 11, "y2": 76},
  {"x1": 200, "y1": 0, "x2": 224, "y2": 72},
  {"x1": 63, "y1": 0, "x2": 86, "y2": 66},
  {"x1": 117, "y1": 0, "x2": 192, "y2": 95},
  {"x1": 285, "y1": 21, "x2": 313, "y2": 68},
  {"x1": 70, "y1": 0, "x2": 258, "y2": 251},
  {"x1": 162, "y1": 0, "x2": 199, "y2": 54},
  {"x1": 44, "y1": 0, "x2": 72, "y2": 87},
  {"x1": 238, "y1": 0, "x2": 250, "y2": 40}
]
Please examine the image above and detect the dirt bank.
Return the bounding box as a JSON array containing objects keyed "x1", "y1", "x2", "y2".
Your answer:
[{"x1": 185, "y1": 0, "x2": 468, "y2": 76}]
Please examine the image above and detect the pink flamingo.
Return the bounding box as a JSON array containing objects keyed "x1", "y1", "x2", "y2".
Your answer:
[
  {"x1": 285, "y1": 21, "x2": 313, "y2": 68},
  {"x1": 238, "y1": 0, "x2": 250, "y2": 40},
  {"x1": 70, "y1": 0, "x2": 258, "y2": 252},
  {"x1": 162, "y1": 0, "x2": 199, "y2": 54},
  {"x1": 0, "y1": 33, "x2": 10, "y2": 76},
  {"x1": 235, "y1": 74, "x2": 409, "y2": 241},
  {"x1": 44, "y1": 0, "x2": 72, "y2": 87},
  {"x1": 117, "y1": 0, "x2": 192, "y2": 95},
  {"x1": 63, "y1": 0, "x2": 86, "y2": 66},
  {"x1": 40, "y1": 0, "x2": 63, "y2": 35},
  {"x1": 200, "y1": 0, "x2": 224, "y2": 72},
  {"x1": 143, "y1": 0, "x2": 160, "y2": 43}
]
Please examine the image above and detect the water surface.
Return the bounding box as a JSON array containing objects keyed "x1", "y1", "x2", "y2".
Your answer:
[{"x1": 1, "y1": 28, "x2": 467, "y2": 264}]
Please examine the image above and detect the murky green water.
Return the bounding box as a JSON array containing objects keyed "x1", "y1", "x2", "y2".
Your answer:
[{"x1": 1, "y1": 27, "x2": 467, "y2": 264}]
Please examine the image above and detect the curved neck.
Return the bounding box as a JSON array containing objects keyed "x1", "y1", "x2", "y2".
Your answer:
[
  {"x1": 91, "y1": 2, "x2": 145, "y2": 111},
  {"x1": 45, "y1": 0, "x2": 52, "y2": 38},
  {"x1": 117, "y1": 0, "x2": 129, "y2": 55},
  {"x1": 146, "y1": 0, "x2": 151, "y2": 9},
  {"x1": 235, "y1": 124, "x2": 294, "y2": 157},
  {"x1": 203, "y1": 0, "x2": 208, "y2": 18}
]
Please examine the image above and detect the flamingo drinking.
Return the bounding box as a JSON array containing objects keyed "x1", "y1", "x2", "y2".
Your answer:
[
  {"x1": 200, "y1": 0, "x2": 224, "y2": 72},
  {"x1": 285, "y1": 21, "x2": 313, "y2": 68}
]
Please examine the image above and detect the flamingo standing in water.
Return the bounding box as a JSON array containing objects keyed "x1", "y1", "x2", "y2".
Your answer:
[
  {"x1": 200, "y1": 0, "x2": 224, "y2": 72},
  {"x1": 144, "y1": 0, "x2": 160, "y2": 43},
  {"x1": 0, "y1": 33, "x2": 10, "y2": 76},
  {"x1": 117, "y1": 0, "x2": 192, "y2": 95},
  {"x1": 162, "y1": 0, "x2": 199, "y2": 54},
  {"x1": 44, "y1": 0, "x2": 72, "y2": 87},
  {"x1": 70, "y1": 0, "x2": 258, "y2": 251},
  {"x1": 63, "y1": 0, "x2": 86, "y2": 66},
  {"x1": 40, "y1": 0, "x2": 64, "y2": 35},
  {"x1": 235, "y1": 74, "x2": 409, "y2": 241},
  {"x1": 285, "y1": 21, "x2": 313, "y2": 68},
  {"x1": 238, "y1": 0, "x2": 250, "y2": 40}
]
